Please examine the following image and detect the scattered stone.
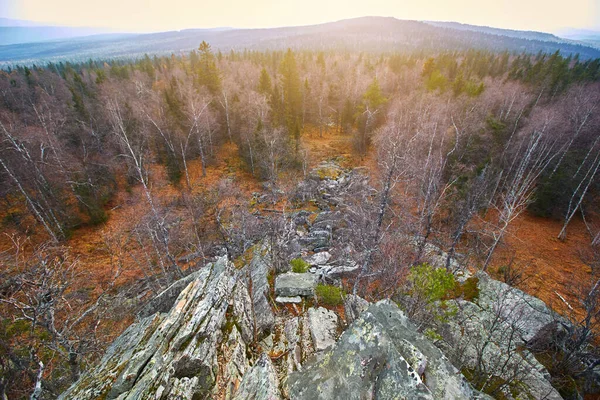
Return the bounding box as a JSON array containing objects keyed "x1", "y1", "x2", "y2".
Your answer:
[
  {"x1": 274, "y1": 272, "x2": 317, "y2": 297},
  {"x1": 322, "y1": 263, "x2": 360, "y2": 279},
  {"x1": 307, "y1": 307, "x2": 339, "y2": 351},
  {"x1": 305, "y1": 251, "x2": 331, "y2": 266},
  {"x1": 299, "y1": 229, "x2": 331, "y2": 251}
]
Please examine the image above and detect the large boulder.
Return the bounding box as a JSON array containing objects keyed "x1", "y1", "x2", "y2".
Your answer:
[
  {"x1": 286, "y1": 300, "x2": 488, "y2": 400},
  {"x1": 476, "y1": 272, "x2": 554, "y2": 342},
  {"x1": 437, "y1": 272, "x2": 562, "y2": 400},
  {"x1": 305, "y1": 251, "x2": 332, "y2": 266}
]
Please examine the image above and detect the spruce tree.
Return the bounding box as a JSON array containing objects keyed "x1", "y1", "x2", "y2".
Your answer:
[{"x1": 197, "y1": 41, "x2": 221, "y2": 93}]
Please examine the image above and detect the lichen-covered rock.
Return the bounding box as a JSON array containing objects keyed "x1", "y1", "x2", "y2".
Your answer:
[
  {"x1": 136, "y1": 267, "x2": 208, "y2": 319},
  {"x1": 59, "y1": 255, "x2": 272, "y2": 400},
  {"x1": 475, "y1": 272, "x2": 554, "y2": 342},
  {"x1": 438, "y1": 272, "x2": 562, "y2": 400},
  {"x1": 245, "y1": 248, "x2": 276, "y2": 336},
  {"x1": 307, "y1": 307, "x2": 338, "y2": 351},
  {"x1": 231, "y1": 353, "x2": 281, "y2": 400},
  {"x1": 274, "y1": 272, "x2": 317, "y2": 297},
  {"x1": 286, "y1": 300, "x2": 483, "y2": 400}
]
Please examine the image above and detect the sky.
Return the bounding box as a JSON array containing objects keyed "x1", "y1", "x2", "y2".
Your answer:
[{"x1": 1, "y1": 0, "x2": 599, "y2": 33}]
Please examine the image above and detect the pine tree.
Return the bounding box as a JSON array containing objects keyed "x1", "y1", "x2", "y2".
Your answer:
[
  {"x1": 258, "y1": 67, "x2": 272, "y2": 95},
  {"x1": 422, "y1": 57, "x2": 436, "y2": 78},
  {"x1": 280, "y1": 49, "x2": 302, "y2": 146},
  {"x1": 363, "y1": 77, "x2": 387, "y2": 110},
  {"x1": 197, "y1": 41, "x2": 221, "y2": 93}
]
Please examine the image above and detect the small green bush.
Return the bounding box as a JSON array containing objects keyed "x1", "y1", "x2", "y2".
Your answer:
[
  {"x1": 315, "y1": 284, "x2": 344, "y2": 306},
  {"x1": 447, "y1": 276, "x2": 480, "y2": 302},
  {"x1": 408, "y1": 263, "x2": 456, "y2": 303},
  {"x1": 290, "y1": 258, "x2": 309, "y2": 273}
]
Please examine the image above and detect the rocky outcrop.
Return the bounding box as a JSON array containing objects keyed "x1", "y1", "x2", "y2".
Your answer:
[
  {"x1": 286, "y1": 300, "x2": 490, "y2": 400},
  {"x1": 437, "y1": 272, "x2": 562, "y2": 400},
  {"x1": 60, "y1": 163, "x2": 569, "y2": 400},
  {"x1": 245, "y1": 248, "x2": 276, "y2": 336},
  {"x1": 59, "y1": 256, "x2": 269, "y2": 400},
  {"x1": 136, "y1": 268, "x2": 206, "y2": 319}
]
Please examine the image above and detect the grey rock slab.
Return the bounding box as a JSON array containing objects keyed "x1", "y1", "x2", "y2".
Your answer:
[
  {"x1": 476, "y1": 271, "x2": 554, "y2": 342},
  {"x1": 287, "y1": 300, "x2": 481, "y2": 400},
  {"x1": 322, "y1": 263, "x2": 360, "y2": 279},
  {"x1": 244, "y1": 248, "x2": 276, "y2": 338},
  {"x1": 274, "y1": 272, "x2": 317, "y2": 297}
]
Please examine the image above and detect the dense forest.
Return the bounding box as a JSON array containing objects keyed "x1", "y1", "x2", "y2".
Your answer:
[{"x1": 2, "y1": 42, "x2": 600, "y2": 398}]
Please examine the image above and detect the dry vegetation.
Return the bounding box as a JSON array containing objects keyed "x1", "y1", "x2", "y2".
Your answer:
[{"x1": 1, "y1": 44, "x2": 600, "y2": 398}]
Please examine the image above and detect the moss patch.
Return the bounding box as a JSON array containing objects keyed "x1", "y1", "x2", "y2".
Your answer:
[
  {"x1": 290, "y1": 258, "x2": 309, "y2": 273},
  {"x1": 315, "y1": 284, "x2": 344, "y2": 307}
]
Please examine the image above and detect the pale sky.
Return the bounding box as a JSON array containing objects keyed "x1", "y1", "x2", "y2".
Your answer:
[{"x1": 1, "y1": 0, "x2": 599, "y2": 33}]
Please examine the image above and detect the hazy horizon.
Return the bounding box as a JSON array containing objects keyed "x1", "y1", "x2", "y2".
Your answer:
[{"x1": 1, "y1": 0, "x2": 599, "y2": 34}]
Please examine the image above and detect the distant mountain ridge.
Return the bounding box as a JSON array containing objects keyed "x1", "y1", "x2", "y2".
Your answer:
[
  {"x1": 425, "y1": 21, "x2": 568, "y2": 43},
  {"x1": 1, "y1": 16, "x2": 599, "y2": 65},
  {"x1": 0, "y1": 17, "x2": 113, "y2": 46},
  {"x1": 556, "y1": 28, "x2": 600, "y2": 49}
]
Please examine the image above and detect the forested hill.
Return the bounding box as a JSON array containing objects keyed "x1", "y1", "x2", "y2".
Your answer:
[
  {"x1": 424, "y1": 21, "x2": 568, "y2": 43},
  {"x1": 2, "y1": 16, "x2": 600, "y2": 65}
]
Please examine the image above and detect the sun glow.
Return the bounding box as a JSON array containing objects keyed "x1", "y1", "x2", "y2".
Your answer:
[{"x1": 4, "y1": 0, "x2": 598, "y2": 33}]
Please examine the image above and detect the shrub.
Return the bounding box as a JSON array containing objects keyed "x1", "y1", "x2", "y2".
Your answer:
[
  {"x1": 290, "y1": 258, "x2": 309, "y2": 273},
  {"x1": 447, "y1": 276, "x2": 480, "y2": 302},
  {"x1": 315, "y1": 284, "x2": 344, "y2": 306},
  {"x1": 408, "y1": 263, "x2": 457, "y2": 303}
]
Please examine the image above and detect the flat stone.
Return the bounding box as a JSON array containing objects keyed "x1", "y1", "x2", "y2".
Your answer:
[
  {"x1": 307, "y1": 307, "x2": 338, "y2": 351},
  {"x1": 276, "y1": 296, "x2": 302, "y2": 304},
  {"x1": 322, "y1": 264, "x2": 360, "y2": 279},
  {"x1": 274, "y1": 272, "x2": 317, "y2": 297}
]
